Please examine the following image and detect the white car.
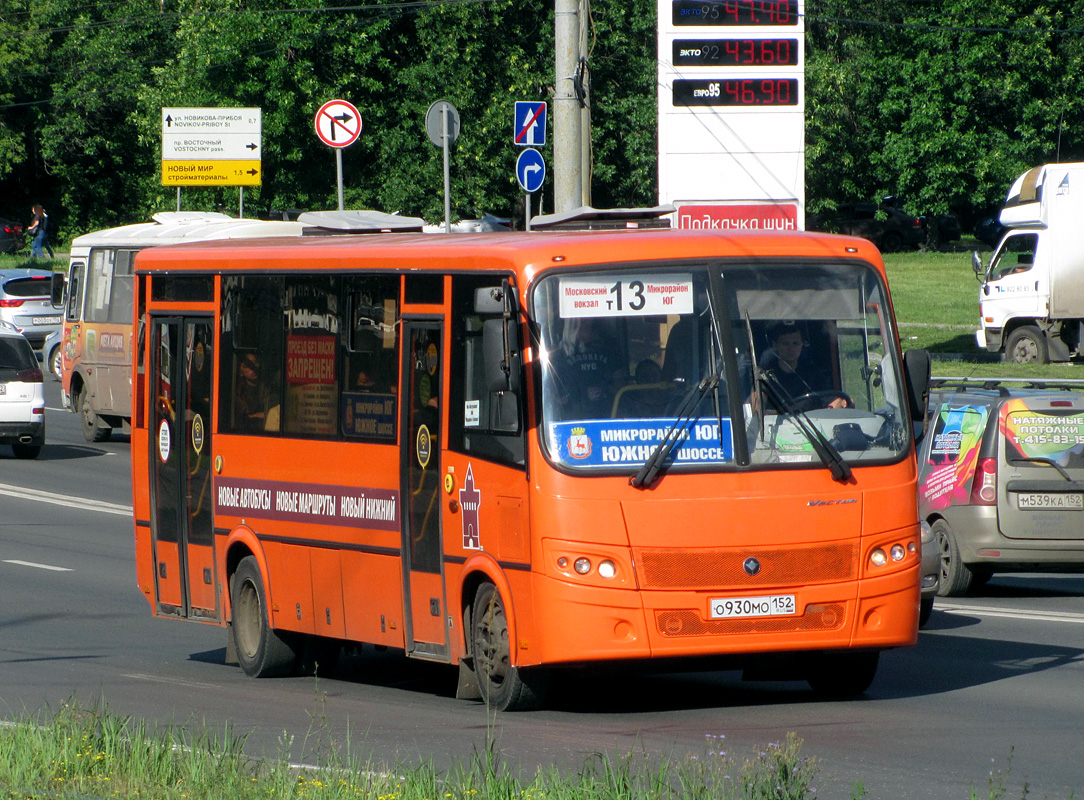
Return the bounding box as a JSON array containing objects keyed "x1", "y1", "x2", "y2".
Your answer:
[{"x1": 0, "y1": 327, "x2": 45, "y2": 459}]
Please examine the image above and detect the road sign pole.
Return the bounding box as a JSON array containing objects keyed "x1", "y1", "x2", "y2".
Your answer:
[
  {"x1": 176, "y1": 187, "x2": 181, "y2": 212},
  {"x1": 336, "y1": 148, "x2": 345, "y2": 211},
  {"x1": 525, "y1": 193, "x2": 532, "y2": 232},
  {"x1": 239, "y1": 187, "x2": 244, "y2": 218},
  {"x1": 442, "y1": 106, "x2": 452, "y2": 233}
]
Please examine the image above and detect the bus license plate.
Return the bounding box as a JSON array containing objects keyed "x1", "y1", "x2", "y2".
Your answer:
[
  {"x1": 32, "y1": 316, "x2": 60, "y2": 325},
  {"x1": 1017, "y1": 492, "x2": 1083, "y2": 511},
  {"x1": 710, "y1": 594, "x2": 796, "y2": 619}
]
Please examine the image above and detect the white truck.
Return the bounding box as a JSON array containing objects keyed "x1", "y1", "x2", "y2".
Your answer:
[{"x1": 973, "y1": 162, "x2": 1084, "y2": 363}]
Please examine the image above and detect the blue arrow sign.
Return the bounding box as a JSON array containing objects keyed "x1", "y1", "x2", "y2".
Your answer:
[
  {"x1": 514, "y1": 101, "x2": 547, "y2": 146},
  {"x1": 516, "y1": 148, "x2": 546, "y2": 193}
]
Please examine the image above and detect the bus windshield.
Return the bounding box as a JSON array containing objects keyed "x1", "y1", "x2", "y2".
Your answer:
[{"x1": 534, "y1": 260, "x2": 910, "y2": 474}]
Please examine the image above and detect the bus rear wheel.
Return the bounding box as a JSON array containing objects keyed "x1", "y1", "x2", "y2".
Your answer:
[
  {"x1": 470, "y1": 583, "x2": 548, "y2": 711},
  {"x1": 230, "y1": 556, "x2": 298, "y2": 678},
  {"x1": 77, "y1": 386, "x2": 112, "y2": 442}
]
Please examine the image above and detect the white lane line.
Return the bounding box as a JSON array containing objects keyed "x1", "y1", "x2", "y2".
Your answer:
[
  {"x1": 0, "y1": 482, "x2": 132, "y2": 517},
  {"x1": 3, "y1": 559, "x2": 72, "y2": 572},
  {"x1": 937, "y1": 601, "x2": 1084, "y2": 624}
]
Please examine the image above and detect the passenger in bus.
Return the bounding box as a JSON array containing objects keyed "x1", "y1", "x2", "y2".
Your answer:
[
  {"x1": 235, "y1": 353, "x2": 275, "y2": 432},
  {"x1": 760, "y1": 321, "x2": 848, "y2": 410},
  {"x1": 553, "y1": 317, "x2": 622, "y2": 419}
]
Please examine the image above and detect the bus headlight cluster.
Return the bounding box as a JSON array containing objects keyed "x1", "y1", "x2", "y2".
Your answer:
[
  {"x1": 556, "y1": 555, "x2": 618, "y2": 579},
  {"x1": 869, "y1": 542, "x2": 912, "y2": 568}
]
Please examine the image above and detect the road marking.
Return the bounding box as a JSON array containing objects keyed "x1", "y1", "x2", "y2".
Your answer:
[
  {"x1": 0, "y1": 482, "x2": 132, "y2": 516},
  {"x1": 937, "y1": 601, "x2": 1084, "y2": 624},
  {"x1": 3, "y1": 559, "x2": 72, "y2": 572},
  {"x1": 122, "y1": 673, "x2": 222, "y2": 691}
]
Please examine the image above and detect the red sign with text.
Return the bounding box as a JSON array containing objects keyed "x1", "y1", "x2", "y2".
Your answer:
[{"x1": 677, "y1": 203, "x2": 799, "y2": 231}]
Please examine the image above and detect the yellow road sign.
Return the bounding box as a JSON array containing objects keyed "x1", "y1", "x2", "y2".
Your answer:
[{"x1": 161, "y1": 160, "x2": 261, "y2": 186}]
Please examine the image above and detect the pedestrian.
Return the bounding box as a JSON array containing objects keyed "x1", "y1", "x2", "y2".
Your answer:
[{"x1": 27, "y1": 204, "x2": 54, "y2": 258}]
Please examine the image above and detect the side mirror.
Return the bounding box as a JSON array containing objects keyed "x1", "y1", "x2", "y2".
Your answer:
[
  {"x1": 971, "y1": 251, "x2": 985, "y2": 281},
  {"x1": 903, "y1": 348, "x2": 931, "y2": 440},
  {"x1": 51, "y1": 272, "x2": 65, "y2": 307}
]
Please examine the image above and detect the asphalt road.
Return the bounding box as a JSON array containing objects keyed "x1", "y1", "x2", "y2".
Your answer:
[{"x1": 1, "y1": 379, "x2": 1083, "y2": 799}]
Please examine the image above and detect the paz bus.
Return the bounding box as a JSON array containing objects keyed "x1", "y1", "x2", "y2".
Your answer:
[
  {"x1": 130, "y1": 223, "x2": 931, "y2": 710},
  {"x1": 60, "y1": 212, "x2": 308, "y2": 441}
]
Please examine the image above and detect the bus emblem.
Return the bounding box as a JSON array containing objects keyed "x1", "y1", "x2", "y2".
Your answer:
[
  {"x1": 459, "y1": 463, "x2": 482, "y2": 550},
  {"x1": 743, "y1": 557, "x2": 761, "y2": 576},
  {"x1": 568, "y1": 427, "x2": 592, "y2": 459}
]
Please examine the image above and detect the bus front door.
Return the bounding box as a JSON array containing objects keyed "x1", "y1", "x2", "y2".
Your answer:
[
  {"x1": 149, "y1": 317, "x2": 218, "y2": 621},
  {"x1": 401, "y1": 321, "x2": 449, "y2": 660}
]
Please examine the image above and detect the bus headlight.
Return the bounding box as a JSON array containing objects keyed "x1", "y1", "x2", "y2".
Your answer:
[
  {"x1": 870, "y1": 548, "x2": 887, "y2": 567},
  {"x1": 891, "y1": 544, "x2": 906, "y2": 562},
  {"x1": 598, "y1": 560, "x2": 616, "y2": 579},
  {"x1": 574, "y1": 557, "x2": 592, "y2": 575}
]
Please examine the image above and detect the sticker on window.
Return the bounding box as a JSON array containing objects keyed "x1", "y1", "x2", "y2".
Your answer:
[
  {"x1": 559, "y1": 274, "x2": 694, "y2": 318},
  {"x1": 464, "y1": 399, "x2": 480, "y2": 427}
]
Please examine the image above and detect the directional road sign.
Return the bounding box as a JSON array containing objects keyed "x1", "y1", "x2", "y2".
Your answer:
[
  {"x1": 315, "y1": 99, "x2": 362, "y2": 149},
  {"x1": 516, "y1": 148, "x2": 546, "y2": 193},
  {"x1": 514, "y1": 101, "x2": 547, "y2": 146},
  {"x1": 161, "y1": 107, "x2": 262, "y2": 187}
]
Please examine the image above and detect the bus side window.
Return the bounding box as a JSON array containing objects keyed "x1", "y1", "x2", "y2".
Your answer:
[
  {"x1": 85, "y1": 249, "x2": 115, "y2": 324},
  {"x1": 219, "y1": 276, "x2": 285, "y2": 435},
  {"x1": 66, "y1": 263, "x2": 84, "y2": 321},
  {"x1": 448, "y1": 276, "x2": 525, "y2": 467},
  {"x1": 342, "y1": 276, "x2": 400, "y2": 441}
]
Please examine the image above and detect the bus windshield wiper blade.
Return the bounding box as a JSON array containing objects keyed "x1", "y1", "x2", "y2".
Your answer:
[
  {"x1": 759, "y1": 371, "x2": 852, "y2": 483},
  {"x1": 630, "y1": 372, "x2": 718, "y2": 489}
]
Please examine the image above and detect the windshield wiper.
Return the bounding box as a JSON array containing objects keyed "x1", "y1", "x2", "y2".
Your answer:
[
  {"x1": 758, "y1": 370, "x2": 853, "y2": 483},
  {"x1": 630, "y1": 372, "x2": 719, "y2": 489},
  {"x1": 1008, "y1": 456, "x2": 1072, "y2": 481}
]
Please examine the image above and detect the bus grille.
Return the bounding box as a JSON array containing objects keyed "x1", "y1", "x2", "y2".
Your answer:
[
  {"x1": 655, "y1": 604, "x2": 846, "y2": 637},
  {"x1": 637, "y1": 543, "x2": 857, "y2": 590}
]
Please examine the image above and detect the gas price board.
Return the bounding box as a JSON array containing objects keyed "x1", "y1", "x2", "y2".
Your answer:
[{"x1": 657, "y1": 0, "x2": 805, "y2": 231}]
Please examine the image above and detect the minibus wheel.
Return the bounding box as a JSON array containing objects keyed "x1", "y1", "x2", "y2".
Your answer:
[
  {"x1": 470, "y1": 583, "x2": 548, "y2": 711},
  {"x1": 230, "y1": 556, "x2": 298, "y2": 678},
  {"x1": 77, "y1": 386, "x2": 112, "y2": 442}
]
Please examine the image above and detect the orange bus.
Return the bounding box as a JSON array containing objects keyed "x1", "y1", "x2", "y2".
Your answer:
[{"x1": 130, "y1": 225, "x2": 931, "y2": 710}]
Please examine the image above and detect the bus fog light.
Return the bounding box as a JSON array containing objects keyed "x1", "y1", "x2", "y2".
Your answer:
[
  {"x1": 891, "y1": 544, "x2": 906, "y2": 562},
  {"x1": 870, "y1": 548, "x2": 887, "y2": 567},
  {"x1": 598, "y1": 560, "x2": 616, "y2": 579},
  {"x1": 574, "y1": 558, "x2": 592, "y2": 575},
  {"x1": 557, "y1": 557, "x2": 569, "y2": 569},
  {"x1": 908, "y1": 541, "x2": 917, "y2": 553}
]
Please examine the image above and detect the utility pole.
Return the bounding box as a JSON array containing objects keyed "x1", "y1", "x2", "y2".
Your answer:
[{"x1": 554, "y1": 0, "x2": 582, "y2": 213}]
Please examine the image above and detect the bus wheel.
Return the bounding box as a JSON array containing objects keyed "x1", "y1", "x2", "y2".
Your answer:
[
  {"x1": 470, "y1": 583, "x2": 548, "y2": 711},
  {"x1": 77, "y1": 387, "x2": 112, "y2": 443},
  {"x1": 806, "y1": 651, "x2": 879, "y2": 696},
  {"x1": 230, "y1": 556, "x2": 298, "y2": 678},
  {"x1": 933, "y1": 519, "x2": 974, "y2": 597}
]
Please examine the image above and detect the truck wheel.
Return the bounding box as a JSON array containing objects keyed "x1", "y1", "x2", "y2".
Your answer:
[
  {"x1": 933, "y1": 519, "x2": 974, "y2": 597},
  {"x1": 470, "y1": 583, "x2": 548, "y2": 711},
  {"x1": 1005, "y1": 326, "x2": 1048, "y2": 364},
  {"x1": 77, "y1": 386, "x2": 112, "y2": 442},
  {"x1": 230, "y1": 556, "x2": 299, "y2": 677}
]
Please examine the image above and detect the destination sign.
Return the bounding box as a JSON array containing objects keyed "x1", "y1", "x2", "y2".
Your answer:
[{"x1": 161, "y1": 160, "x2": 262, "y2": 186}]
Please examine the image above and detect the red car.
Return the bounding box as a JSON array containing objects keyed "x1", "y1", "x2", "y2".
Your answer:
[{"x1": 1, "y1": 218, "x2": 25, "y2": 255}]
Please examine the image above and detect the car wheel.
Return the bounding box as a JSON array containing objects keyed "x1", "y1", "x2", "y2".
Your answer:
[
  {"x1": 933, "y1": 519, "x2": 974, "y2": 597},
  {"x1": 77, "y1": 386, "x2": 112, "y2": 442},
  {"x1": 230, "y1": 556, "x2": 299, "y2": 677},
  {"x1": 806, "y1": 651, "x2": 879, "y2": 696},
  {"x1": 49, "y1": 346, "x2": 62, "y2": 381},
  {"x1": 12, "y1": 443, "x2": 42, "y2": 459},
  {"x1": 880, "y1": 232, "x2": 904, "y2": 253},
  {"x1": 471, "y1": 583, "x2": 549, "y2": 711},
  {"x1": 1005, "y1": 325, "x2": 1048, "y2": 364}
]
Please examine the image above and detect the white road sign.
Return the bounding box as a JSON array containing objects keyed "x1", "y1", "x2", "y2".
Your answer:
[
  {"x1": 162, "y1": 132, "x2": 261, "y2": 160},
  {"x1": 161, "y1": 108, "x2": 261, "y2": 135}
]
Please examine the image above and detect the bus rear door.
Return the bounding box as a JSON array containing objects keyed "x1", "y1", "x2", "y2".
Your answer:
[
  {"x1": 401, "y1": 320, "x2": 448, "y2": 659},
  {"x1": 149, "y1": 316, "x2": 218, "y2": 620}
]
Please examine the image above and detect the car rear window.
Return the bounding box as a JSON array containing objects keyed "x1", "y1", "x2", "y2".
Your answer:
[
  {"x1": 2, "y1": 276, "x2": 51, "y2": 298},
  {"x1": 0, "y1": 336, "x2": 37, "y2": 371}
]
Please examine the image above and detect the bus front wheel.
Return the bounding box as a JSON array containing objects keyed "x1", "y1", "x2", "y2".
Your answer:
[
  {"x1": 77, "y1": 386, "x2": 112, "y2": 442},
  {"x1": 230, "y1": 556, "x2": 298, "y2": 678},
  {"x1": 470, "y1": 583, "x2": 548, "y2": 711}
]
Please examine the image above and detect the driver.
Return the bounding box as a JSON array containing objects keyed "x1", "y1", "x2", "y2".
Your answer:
[{"x1": 760, "y1": 321, "x2": 848, "y2": 410}]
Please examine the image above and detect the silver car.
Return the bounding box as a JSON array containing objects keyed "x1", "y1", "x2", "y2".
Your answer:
[{"x1": 0, "y1": 268, "x2": 62, "y2": 356}]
